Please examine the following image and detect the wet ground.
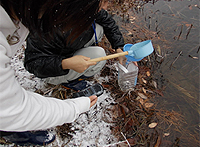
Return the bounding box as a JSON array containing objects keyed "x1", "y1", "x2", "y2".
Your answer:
[{"x1": 109, "y1": 0, "x2": 199, "y2": 146}]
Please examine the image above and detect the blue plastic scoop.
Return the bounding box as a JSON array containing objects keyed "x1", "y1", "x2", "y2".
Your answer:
[
  {"x1": 123, "y1": 40, "x2": 154, "y2": 61},
  {"x1": 89, "y1": 40, "x2": 154, "y2": 62}
]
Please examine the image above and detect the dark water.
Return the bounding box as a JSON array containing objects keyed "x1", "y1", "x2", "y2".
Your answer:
[
  {"x1": 114, "y1": 0, "x2": 199, "y2": 146},
  {"x1": 145, "y1": 1, "x2": 199, "y2": 146}
]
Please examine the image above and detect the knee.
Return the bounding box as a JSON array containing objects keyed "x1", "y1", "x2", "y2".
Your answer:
[
  {"x1": 93, "y1": 46, "x2": 106, "y2": 57},
  {"x1": 75, "y1": 46, "x2": 106, "y2": 59}
]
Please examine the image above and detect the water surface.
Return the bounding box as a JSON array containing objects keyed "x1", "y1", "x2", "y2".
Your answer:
[{"x1": 115, "y1": 0, "x2": 199, "y2": 146}]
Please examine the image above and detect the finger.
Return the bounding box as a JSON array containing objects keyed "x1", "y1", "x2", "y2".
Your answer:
[
  {"x1": 119, "y1": 60, "x2": 123, "y2": 65},
  {"x1": 133, "y1": 61, "x2": 138, "y2": 66},
  {"x1": 87, "y1": 61, "x2": 97, "y2": 66},
  {"x1": 89, "y1": 95, "x2": 98, "y2": 107},
  {"x1": 89, "y1": 95, "x2": 97, "y2": 101},
  {"x1": 90, "y1": 98, "x2": 98, "y2": 107},
  {"x1": 119, "y1": 56, "x2": 126, "y2": 65},
  {"x1": 82, "y1": 56, "x2": 91, "y2": 61}
]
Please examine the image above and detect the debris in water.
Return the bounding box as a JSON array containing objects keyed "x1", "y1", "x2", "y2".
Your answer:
[
  {"x1": 149, "y1": 122, "x2": 158, "y2": 128},
  {"x1": 144, "y1": 102, "x2": 154, "y2": 108}
]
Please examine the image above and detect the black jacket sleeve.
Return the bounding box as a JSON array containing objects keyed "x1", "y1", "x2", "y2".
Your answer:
[
  {"x1": 95, "y1": 9, "x2": 125, "y2": 49},
  {"x1": 24, "y1": 34, "x2": 70, "y2": 78},
  {"x1": 24, "y1": 26, "x2": 94, "y2": 78}
]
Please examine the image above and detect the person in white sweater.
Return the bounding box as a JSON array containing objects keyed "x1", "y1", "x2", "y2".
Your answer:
[{"x1": 0, "y1": 0, "x2": 103, "y2": 145}]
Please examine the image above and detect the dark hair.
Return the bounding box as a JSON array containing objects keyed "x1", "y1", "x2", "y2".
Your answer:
[{"x1": 0, "y1": 0, "x2": 101, "y2": 42}]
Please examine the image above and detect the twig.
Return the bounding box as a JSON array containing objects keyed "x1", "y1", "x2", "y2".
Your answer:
[
  {"x1": 102, "y1": 140, "x2": 126, "y2": 147},
  {"x1": 177, "y1": 25, "x2": 183, "y2": 40},
  {"x1": 149, "y1": 18, "x2": 151, "y2": 29},
  {"x1": 186, "y1": 24, "x2": 193, "y2": 39},
  {"x1": 121, "y1": 132, "x2": 131, "y2": 147},
  {"x1": 60, "y1": 91, "x2": 64, "y2": 100},
  {"x1": 170, "y1": 51, "x2": 182, "y2": 69},
  {"x1": 43, "y1": 84, "x2": 60, "y2": 95},
  {"x1": 197, "y1": 46, "x2": 200, "y2": 53}
]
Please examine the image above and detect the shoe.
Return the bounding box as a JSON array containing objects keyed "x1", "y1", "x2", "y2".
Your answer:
[
  {"x1": 61, "y1": 75, "x2": 93, "y2": 91},
  {"x1": 3, "y1": 130, "x2": 55, "y2": 146},
  {"x1": 62, "y1": 80, "x2": 89, "y2": 91},
  {"x1": 76, "y1": 75, "x2": 93, "y2": 81}
]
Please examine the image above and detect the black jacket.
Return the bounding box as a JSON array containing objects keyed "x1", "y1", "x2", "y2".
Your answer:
[{"x1": 24, "y1": 9, "x2": 125, "y2": 78}]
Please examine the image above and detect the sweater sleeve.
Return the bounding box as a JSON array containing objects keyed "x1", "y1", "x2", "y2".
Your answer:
[
  {"x1": 95, "y1": 9, "x2": 125, "y2": 49},
  {"x1": 0, "y1": 32, "x2": 90, "y2": 131}
]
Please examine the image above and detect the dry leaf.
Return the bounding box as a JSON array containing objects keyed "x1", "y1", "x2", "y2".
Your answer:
[
  {"x1": 188, "y1": 6, "x2": 193, "y2": 10},
  {"x1": 136, "y1": 96, "x2": 140, "y2": 100},
  {"x1": 185, "y1": 23, "x2": 192, "y2": 27},
  {"x1": 146, "y1": 71, "x2": 151, "y2": 77},
  {"x1": 163, "y1": 133, "x2": 170, "y2": 137},
  {"x1": 144, "y1": 103, "x2": 154, "y2": 108},
  {"x1": 127, "y1": 32, "x2": 133, "y2": 36},
  {"x1": 149, "y1": 122, "x2": 158, "y2": 128},
  {"x1": 0, "y1": 138, "x2": 7, "y2": 144},
  {"x1": 139, "y1": 98, "x2": 144, "y2": 105},
  {"x1": 192, "y1": 56, "x2": 198, "y2": 59},
  {"x1": 138, "y1": 92, "x2": 147, "y2": 99},
  {"x1": 157, "y1": 45, "x2": 161, "y2": 55},
  {"x1": 129, "y1": 16, "x2": 136, "y2": 21},
  {"x1": 189, "y1": 55, "x2": 198, "y2": 59},
  {"x1": 151, "y1": 80, "x2": 157, "y2": 88},
  {"x1": 142, "y1": 87, "x2": 147, "y2": 94},
  {"x1": 126, "y1": 138, "x2": 136, "y2": 146},
  {"x1": 142, "y1": 78, "x2": 147, "y2": 84},
  {"x1": 154, "y1": 136, "x2": 161, "y2": 147},
  {"x1": 120, "y1": 104, "x2": 130, "y2": 113}
]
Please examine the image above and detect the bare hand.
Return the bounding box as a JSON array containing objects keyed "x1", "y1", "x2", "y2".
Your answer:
[
  {"x1": 116, "y1": 48, "x2": 127, "y2": 65},
  {"x1": 133, "y1": 61, "x2": 138, "y2": 66},
  {"x1": 89, "y1": 95, "x2": 98, "y2": 108},
  {"x1": 116, "y1": 48, "x2": 138, "y2": 66},
  {"x1": 62, "y1": 55, "x2": 96, "y2": 73}
]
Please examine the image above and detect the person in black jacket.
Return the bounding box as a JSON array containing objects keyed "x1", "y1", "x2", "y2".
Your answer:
[{"x1": 24, "y1": 1, "x2": 126, "y2": 91}]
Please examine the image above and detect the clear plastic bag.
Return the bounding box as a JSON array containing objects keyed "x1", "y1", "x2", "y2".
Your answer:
[{"x1": 118, "y1": 62, "x2": 138, "y2": 92}]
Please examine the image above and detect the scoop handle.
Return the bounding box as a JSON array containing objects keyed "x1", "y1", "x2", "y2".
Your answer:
[{"x1": 89, "y1": 51, "x2": 128, "y2": 62}]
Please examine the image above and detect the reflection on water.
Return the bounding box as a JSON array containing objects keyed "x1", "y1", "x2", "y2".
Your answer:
[{"x1": 113, "y1": 0, "x2": 199, "y2": 146}]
